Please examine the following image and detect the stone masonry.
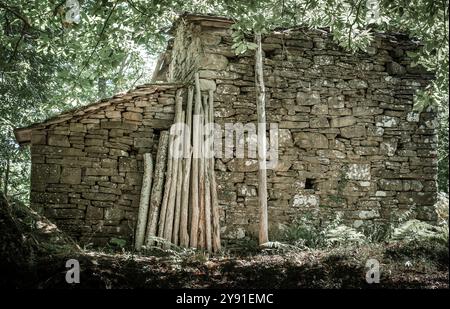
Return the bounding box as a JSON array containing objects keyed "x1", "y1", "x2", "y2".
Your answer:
[{"x1": 15, "y1": 14, "x2": 438, "y2": 246}]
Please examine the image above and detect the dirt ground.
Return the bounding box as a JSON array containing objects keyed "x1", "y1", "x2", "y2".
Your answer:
[{"x1": 1, "y1": 194, "x2": 448, "y2": 289}]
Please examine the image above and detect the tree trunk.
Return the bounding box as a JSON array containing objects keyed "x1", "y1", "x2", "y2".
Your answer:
[
  {"x1": 98, "y1": 77, "x2": 106, "y2": 99},
  {"x1": 145, "y1": 131, "x2": 169, "y2": 247},
  {"x1": 135, "y1": 153, "x2": 153, "y2": 251},
  {"x1": 254, "y1": 32, "x2": 269, "y2": 245},
  {"x1": 3, "y1": 158, "x2": 9, "y2": 198}
]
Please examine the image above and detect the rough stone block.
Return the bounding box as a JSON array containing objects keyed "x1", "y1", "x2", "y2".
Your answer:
[
  {"x1": 314, "y1": 55, "x2": 333, "y2": 65},
  {"x1": 199, "y1": 79, "x2": 216, "y2": 91},
  {"x1": 311, "y1": 104, "x2": 329, "y2": 115},
  {"x1": 46, "y1": 208, "x2": 84, "y2": 219},
  {"x1": 293, "y1": 132, "x2": 328, "y2": 149},
  {"x1": 236, "y1": 184, "x2": 257, "y2": 197},
  {"x1": 227, "y1": 159, "x2": 258, "y2": 172},
  {"x1": 119, "y1": 157, "x2": 137, "y2": 172},
  {"x1": 291, "y1": 194, "x2": 320, "y2": 207},
  {"x1": 31, "y1": 192, "x2": 68, "y2": 204},
  {"x1": 106, "y1": 111, "x2": 122, "y2": 119},
  {"x1": 82, "y1": 192, "x2": 117, "y2": 202},
  {"x1": 48, "y1": 134, "x2": 70, "y2": 147},
  {"x1": 31, "y1": 132, "x2": 46, "y2": 145},
  {"x1": 69, "y1": 123, "x2": 86, "y2": 133},
  {"x1": 375, "y1": 115, "x2": 399, "y2": 127},
  {"x1": 340, "y1": 125, "x2": 366, "y2": 138},
  {"x1": 346, "y1": 163, "x2": 371, "y2": 180},
  {"x1": 86, "y1": 206, "x2": 104, "y2": 219},
  {"x1": 380, "y1": 138, "x2": 398, "y2": 156},
  {"x1": 378, "y1": 179, "x2": 403, "y2": 191},
  {"x1": 310, "y1": 117, "x2": 330, "y2": 128},
  {"x1": 330, "y1": 116, "x2": 356, "y2": 128},
  {"x1": 199, "y1": 53, "x2": 229, "y2": 70},
  {"x1": 61, "y1": 167, "x2": 82, "y2": 184},
  {"x1": 217, "y1": 84, "x2": 240, "y2": 95},
  {"x1": 32, "y1": 164, "x2": 61, "y2": 184},
  {"x1": 296, "y1": 91, "x2": 321, "y2": 105},
  {"x1": 123, "y1": 112, "x2": 143, "y2": 122},
  {"x1": 85, "y1": 167, "x2": 116, "y2": 176}
]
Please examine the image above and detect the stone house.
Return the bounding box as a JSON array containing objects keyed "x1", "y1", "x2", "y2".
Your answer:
[{"x1": 14, "y1": 14, "x2": 438, "y2": 246}]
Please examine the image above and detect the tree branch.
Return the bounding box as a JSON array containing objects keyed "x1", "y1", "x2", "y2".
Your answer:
[
  {"x1": 8, "y1": 22, "x2": 26, "y2": 64},
  {"x1": 75, "y1": 0, "x2": 118, "y2": 81},
  {"x1": 348, "y1": 0, "x2": 363, "y2": 49},
  {"x1": 0, "y1": 2, "x2": 31, "y2": 28}
]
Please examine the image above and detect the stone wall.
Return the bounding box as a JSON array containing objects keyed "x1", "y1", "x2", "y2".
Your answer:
[
  {"x1": 30, "y1": 85, "x2": 179, "y2": 245},
  {"x1": 28, "y1": 15, "x2": 438, "y2": 246},
  {"x1": 165, "y1": 17, "x2": 437, "y2": 241}
]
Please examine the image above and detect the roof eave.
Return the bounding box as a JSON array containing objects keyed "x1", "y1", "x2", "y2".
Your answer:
[{"x1": 13, "y1": 82, "x2": 185, "y2": 145}]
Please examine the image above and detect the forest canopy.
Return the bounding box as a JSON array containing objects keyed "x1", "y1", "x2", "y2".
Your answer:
[{"x1": 0, "y1": 0, "x2": 448, "y2": 202}]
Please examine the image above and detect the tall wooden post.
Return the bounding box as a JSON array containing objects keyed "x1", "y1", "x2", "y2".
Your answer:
[
  {"x1": 254, "y1": 32, "x2": 269, "y2": 245},
  {"x1": 209, "y1": 90, "x2": 221, "y2": 252},
  {"x1": 163, "y1": 91, "x2": 183, "y2": 243},
  {"x1": 145, "y1": 131, "x2": 169, "y2": 247},
  {"x1": 135, "y1": 153, "x2": 153, "y2": 251},
  {"x1": 190, "y1": 73, "x2": 202, "y2": 248},
  {"x1": 180, "y1": 88, "x2": 194, "y2": 247}
]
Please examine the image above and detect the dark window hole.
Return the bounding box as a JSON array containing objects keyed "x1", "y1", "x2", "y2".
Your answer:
[{"x1": 305, "y1": 178, "x2": 315, "y2": 190}]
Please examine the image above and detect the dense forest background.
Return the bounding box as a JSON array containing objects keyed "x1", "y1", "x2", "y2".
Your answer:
[{"x1": 0, "y1": 0, "x2": 448, "y2": 204}]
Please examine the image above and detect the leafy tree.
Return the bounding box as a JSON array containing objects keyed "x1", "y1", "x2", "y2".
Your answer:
[{"x1": 0, "y1": 0, "x2": 448, "y2": 201}]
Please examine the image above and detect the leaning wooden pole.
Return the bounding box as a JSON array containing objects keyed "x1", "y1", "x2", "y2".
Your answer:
[
  {"x1": 145, "y1": 131, "x2": 169, "y2": 247},
  {"x1": 163, "y1": 91, "x2": 183, "y2": 243},
  {"x1": 190, "y1": 73, "x2": 202, "y2": 248},
  {"x1": 208, "y1": 90, "x2": 221, "y2": 252},
  {"x1": 197, "y1": 102, "x2": 206, "y2": 249},
  {"x1": 158, "y1": 93, "x2": 181, "y2": 240},
  {"x1": 135, "y1": 153, "x2": 153, "y2": 251},
  {"x1": 173, "y1": 112, "x2": 185, "y2": 245},
  {"x1": 180, "y1": 88, "x2": 194, "y2": 247},
  {"x1": 203, "y1": 94, "x2": 212, "y2": 252},
  {"x1": 254, "y1": 32, "x2": 269, "y2": 245}
]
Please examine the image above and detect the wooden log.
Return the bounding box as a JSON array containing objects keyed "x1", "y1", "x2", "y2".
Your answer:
[
  {"x1": 145, "y1": 131, "x2": 169, "y2": 247},
  {"x1": 135, "y1": 153, "x2": 153, "y2": 251},
  {"x1": 254, "y1": 32, "x2": 269, "y2": 245},
  {"x1": 197, "y1": 102, "x2": 206, "y2": 249},
  {"x1": 190, "y1": 74, "x2": 202, "y2": 248},
  {"x1": 203, "y1": 95, "x2": 212, "y2": 252},
  {"x1": 173, "y1": 112, "x2": 185, "y2": 245},
  {"x1": 157, "y1": 135, "x2": 172, "y2": 240},
  {"x1": 163, "y1": 91, "x2": 183, "y2": 244},
  {"x1": 180, "y1": 88, "x2": 194, "y2": 247},
  {"x1": 208, "y1": 90, "x2": 221, "y2": 252},
  {"x1": 158, "y1": 90, "x2": 182, "y2": 241}
]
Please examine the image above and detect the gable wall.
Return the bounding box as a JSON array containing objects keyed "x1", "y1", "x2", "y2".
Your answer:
[{"x1": 168, "y1": 18, "x2": 438, "y2": 242}]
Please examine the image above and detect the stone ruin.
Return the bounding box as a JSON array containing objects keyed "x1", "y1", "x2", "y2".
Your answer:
[{"x1": 14, "y1": 14, "x2": 438, "y2": 246}]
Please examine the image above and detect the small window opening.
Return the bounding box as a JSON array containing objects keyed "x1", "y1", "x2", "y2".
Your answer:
[{"x1": 305, "y1": 178, "x2": 315, "y2": 190}]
